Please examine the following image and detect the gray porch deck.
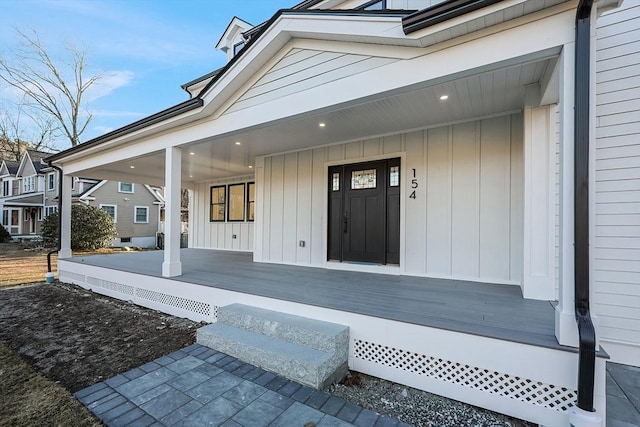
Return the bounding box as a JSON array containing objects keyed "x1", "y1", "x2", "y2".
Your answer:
[{"x1": 67, "y1": 249, "x2": 566, "y2": 352}]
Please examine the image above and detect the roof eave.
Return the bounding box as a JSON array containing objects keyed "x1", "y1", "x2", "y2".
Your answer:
[
  {"x1": 47, "y1": 98, "x2": 204, "y2": 163},
  {"x1": 402, "y1": 0, "x2": 503, "y2": 34}
]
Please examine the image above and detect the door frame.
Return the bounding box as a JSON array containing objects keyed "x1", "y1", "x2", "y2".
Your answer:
[{"x1": 322, "y1": 152, "x2": 405, "y2": 275}]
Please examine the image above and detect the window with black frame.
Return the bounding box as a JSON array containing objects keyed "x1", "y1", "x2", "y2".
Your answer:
[
  {"x1": 210, "y1": 186, "x2": 226, "y2": 222},
  {"x1": 247, "y1": 182, "x2": 255, "y2": 222},
  {"x1": 228, "y1": 183, "x2": 245, "y2": 221}
]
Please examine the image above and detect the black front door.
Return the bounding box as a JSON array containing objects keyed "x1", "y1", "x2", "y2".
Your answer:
[{"x1": 328, "y1": 159, "x2": 400, "y2": 264}]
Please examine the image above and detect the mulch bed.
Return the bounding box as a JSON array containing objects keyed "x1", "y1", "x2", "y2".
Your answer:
[{"x1": 0, "y1": 282, "x2": 198, "y2": 393}]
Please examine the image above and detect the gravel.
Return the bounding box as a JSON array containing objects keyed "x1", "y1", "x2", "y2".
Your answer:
[{"x1": 328, "y1": 372, "x2": 535, "y2": 427}]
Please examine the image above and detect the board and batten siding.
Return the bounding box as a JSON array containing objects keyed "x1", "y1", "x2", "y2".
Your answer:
[
  {"x1": 255, "y1": 114, "x2": 524, "y2": 285},
  {"x1": 191, "y1": 175, "x2": 254, "y2": 252},
  {"x1": 593, "y1": 3, "x2": 640, "y2": 365}
]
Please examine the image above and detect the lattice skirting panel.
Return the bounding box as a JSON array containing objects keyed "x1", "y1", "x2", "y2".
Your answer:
[
  {"x1": 353, "y1": 339, "x2": 577, "y2": 412},
  {"x1": 59, "y1": 269, "x2": 217, "y2": 322}
]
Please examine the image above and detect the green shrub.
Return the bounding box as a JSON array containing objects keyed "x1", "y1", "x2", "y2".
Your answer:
[
  {"x1": 0, "y1": 225, "x2": 11, "y2": 243},
  {"x1": 41, "y1": 204, "x2": 117, "y2": 250}
]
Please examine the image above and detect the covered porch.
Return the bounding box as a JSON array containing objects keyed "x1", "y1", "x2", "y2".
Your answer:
[
  {"x1": 57, "y1": 248, "x2": 603, "y2": 426},
  {"x1": 65, "y1": 248, "x2": 559, "y2": 350}
]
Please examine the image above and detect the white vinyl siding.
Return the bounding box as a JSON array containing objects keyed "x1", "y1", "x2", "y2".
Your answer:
[
  {"x1": 254, "y1": 114, "x2": 523, "y2": 284},
  {"x1": 192, "y1": 176, "x2": 255, "y2": 251},
  {"x1": 593, "y1": 3, "x2": 640, "y2": 363}
]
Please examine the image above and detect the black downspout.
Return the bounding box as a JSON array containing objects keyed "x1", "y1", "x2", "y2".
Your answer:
[
  {"x1": 574, "y1": 0, "x2": 596, "y2": 413},
  {"x1": 46, "y1": 163, "x2": 63, "y2": 273}
]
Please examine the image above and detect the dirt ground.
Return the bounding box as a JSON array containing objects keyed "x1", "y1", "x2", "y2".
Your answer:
[{"x1": 0, "y1": 282, "x2": 198, "y2": 393}]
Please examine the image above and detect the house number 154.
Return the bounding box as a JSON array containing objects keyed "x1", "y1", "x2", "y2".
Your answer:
[{"x1": 410, "y1": 168, "x2": 418, "y2": 199}]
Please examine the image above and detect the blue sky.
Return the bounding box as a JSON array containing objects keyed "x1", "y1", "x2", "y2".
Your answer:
[{"x1": 0, "y1": 0, "x2": 294, "y2": 150}]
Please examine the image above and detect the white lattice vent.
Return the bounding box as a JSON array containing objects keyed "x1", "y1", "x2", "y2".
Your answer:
[
  {"x1": 353, "y1": 339, "x2": 577, "y2": 412},
  {"x1": 136, "y1": 287, "x2": 212, "y2": 317},
  {"x1": 87, "y1": 276, "x2": 134, "y2": 297},
  {"x1": 60, "y1": 270, "x2": 86, "y2": 285}
]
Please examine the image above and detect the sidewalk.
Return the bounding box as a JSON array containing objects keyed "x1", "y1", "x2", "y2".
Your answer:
[{"x1": 75, "y1": 343, "x2": 409, "y2": 427}]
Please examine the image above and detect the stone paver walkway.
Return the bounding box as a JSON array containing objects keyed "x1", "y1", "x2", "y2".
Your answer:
[
  {"x1": 607, "y1": 362, "x2": 640, "y2": 427},
  {"x1": 76, "y1": 344, "x2": 409, "y2": 427}
]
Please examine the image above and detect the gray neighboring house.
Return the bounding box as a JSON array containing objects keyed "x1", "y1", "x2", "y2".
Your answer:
[{"x1": 1, "y1": 150, "x2": 164, "y2": 247}]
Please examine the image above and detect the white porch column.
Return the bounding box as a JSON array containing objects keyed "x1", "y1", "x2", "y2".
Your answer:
[
  {"x1": 162, "y1": 147, "x2": 182, "y2": 277},
  {"x1": 59, "y1": 174, "x2": 73, "y2": 259},
  {"x1": 522, "y1": 104, "x2": 556, "y2": 300},
  {"x1": 555, "y1": 44, "x2": 579, "y2": 347}
]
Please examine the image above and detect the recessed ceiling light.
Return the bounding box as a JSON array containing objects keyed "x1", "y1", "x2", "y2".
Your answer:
[
  {"x1": 235, "y1": 141, "x2": 241, "y2": 145},
  {"x1": 318, "y1": 122, "x2": 326, "y2": 128},
  {"x1": 189, "y1": 152, "x2": 195, "y2": 155},
  {"x1": 189, "y1": 175, "x2": 193, "y2": 178},
  {"x1": 130, "y1": 165, "x2": 135, "y2": 169},
  {"x1": 440, "y1": 95, "x2": 449, "y2": 101},
  {"x1": 248, "y1": 165, "x2": 253, "y2": 169}
]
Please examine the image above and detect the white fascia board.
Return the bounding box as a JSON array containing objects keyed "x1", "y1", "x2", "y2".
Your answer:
[
  {"x1": 78, "y1": 180, "x2": 107, "y2": 199},
  {"x1": 405, "y1": 0, "x2": 573, "y2": 47},
  {"x1": 0, "y1": 161, "x2": 9, "y2": 176},
  {"x1": 144, "y1": 184, "x2": 164, "y2": 202}
]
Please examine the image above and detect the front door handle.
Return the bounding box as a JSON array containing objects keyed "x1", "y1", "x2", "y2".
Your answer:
[{"x1": 343, "y1": 211, "x2": 348, "y2": 233}]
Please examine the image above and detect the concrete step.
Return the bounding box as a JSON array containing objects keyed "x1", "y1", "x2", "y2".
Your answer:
[
  {"x1": 217, "y1": 304, "x2": 349, "y2": 356},
  {"x1": 197, "y1": 304, "x2": 349, "y2": 389}
]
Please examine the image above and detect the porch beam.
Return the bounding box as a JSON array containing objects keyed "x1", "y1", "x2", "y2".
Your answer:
[
  {"x1": 162, "y1": 147, "x2": 182, "y2": 277},
  {"x1": 59, "y1": 174, "x2": 73, "y2": 259}
]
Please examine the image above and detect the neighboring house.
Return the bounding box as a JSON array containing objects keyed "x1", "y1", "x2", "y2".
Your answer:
[
  {"x1": 78, "y1": 180, "x2": 164, "y2": 248},
  {"x1": 1, "y1": 151, "x2": 164, "y2": 247},
  {"x1": 46, "y1": 0, "x2": 639, "y2": 425},
  {"x1": 0, "y1": 150, "x2": 49, "y2": 237}
]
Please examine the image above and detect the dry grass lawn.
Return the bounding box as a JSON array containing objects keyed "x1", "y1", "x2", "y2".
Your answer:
[
  {"x1": 0, "y1": 242, "x2": 137, "y2": 288},
  {"x1": 0, "y1": 343, "x2": 101, "y2": 427},
  {"x1": 0, "y1": 243, "x2": 58, "y2": 287}
]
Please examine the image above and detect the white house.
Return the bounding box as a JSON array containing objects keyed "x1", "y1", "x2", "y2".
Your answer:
[{"x1": 46, "y1": 0, "x2": 639, "y2": 425}]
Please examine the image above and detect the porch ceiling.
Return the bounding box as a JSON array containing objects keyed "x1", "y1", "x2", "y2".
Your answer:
[{"x1": 78, "y1": 55, "x2": 556, "y2": 186}]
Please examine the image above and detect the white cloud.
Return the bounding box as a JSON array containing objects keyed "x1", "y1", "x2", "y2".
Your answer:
[{"x1": 85, "y1": 70, "x2": 135, "y2": 102}]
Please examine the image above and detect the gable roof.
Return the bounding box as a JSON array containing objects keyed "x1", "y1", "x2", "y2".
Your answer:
[
  {"x1": 215, "y1": 16, "x2": 254, "y2": 52},
  {"x1": 27, "y1": 150, "x2": 52, "y2": 173},
  {"x1": 78, "y1": 180, "x2": 164, "y2": 203},
  {"x1": 47, "y1": 1, "x2": 499, "y2": 165},
  {"x1": 0, "y1": 160, "x2": 20, "y2": 176},
  {"x1": 16, "y1": 149, "x2": 53, "y2": 177}
]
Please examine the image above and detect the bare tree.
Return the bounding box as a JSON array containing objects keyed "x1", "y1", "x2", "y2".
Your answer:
[
  {"x1": 0, "y1": 29, "x2": 103, "y2": 147},
  {"x1": 0, "y1": 103, "x2": 56, "y2": 160}
]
